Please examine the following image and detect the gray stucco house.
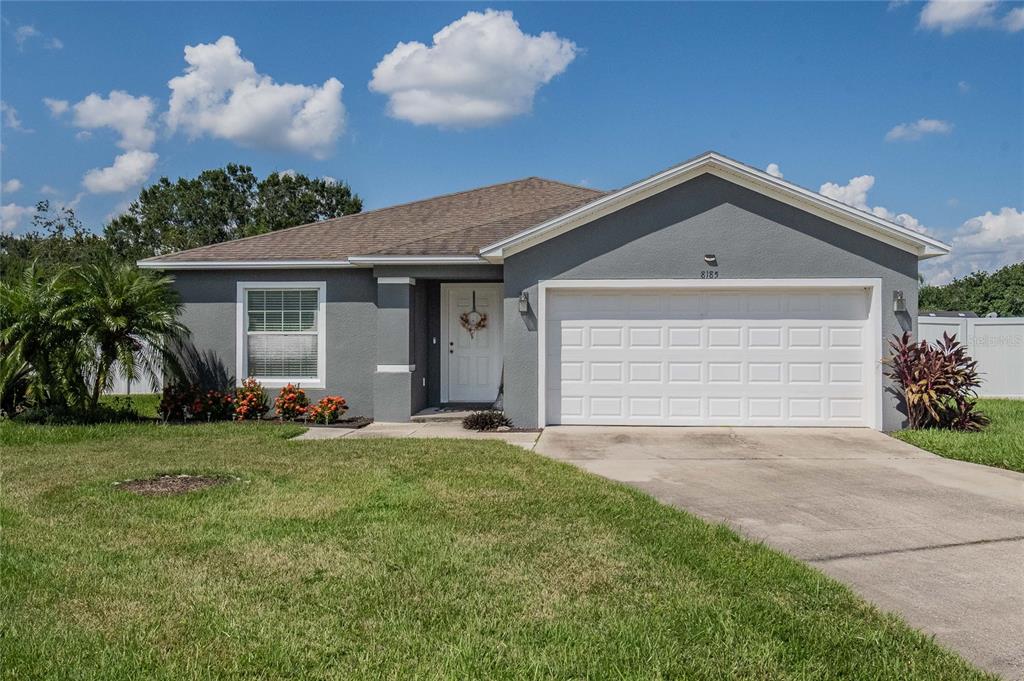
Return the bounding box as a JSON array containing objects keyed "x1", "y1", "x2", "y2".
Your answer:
[{"x1": 139, "y1": 152, "x2": 950, "y2": 430}]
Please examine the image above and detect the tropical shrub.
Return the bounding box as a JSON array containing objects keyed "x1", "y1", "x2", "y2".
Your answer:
[
  {"x1": 462, "y1": 410, "x2": 512, "y2": 431},
  {"x1": 0, "y1": 348, "x2": 32, "y2": 418},
  {"x1": 234, "y1": 377, "x2": 269, "y2": 420},
  {"x1": 274, "y1": 384, "x2": 309, "y2": 420},
  {"x1": 194, "y1": 389, "x2": 235, "y2": 421},
  {"x1": 883, "y1": 331, "x2": 989, "y2": 431},
  {"x1": 159, "y1": 384, "x2": 235, "y2": 422},
  {"x1": 1, "y1": 260, "x2": 186, "y2": 422},
  {"x1": 0, "y1": 264, "x2": 92, "y2": 414},
  {"x1": 308, "y1": 396, "x2": 348, "y2": 424},
  {"x1": 158, "y1": 384, "x2": 195, "y2": 421}
]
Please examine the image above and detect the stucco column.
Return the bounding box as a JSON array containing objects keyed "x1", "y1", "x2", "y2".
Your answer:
[{"x1": 373, "y1": 277, "x2": 416, "y2": 421}]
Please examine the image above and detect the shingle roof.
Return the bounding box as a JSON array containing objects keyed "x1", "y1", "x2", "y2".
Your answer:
[{"x1": 142, "y1": 177, "x2": 605, "y2": 264}]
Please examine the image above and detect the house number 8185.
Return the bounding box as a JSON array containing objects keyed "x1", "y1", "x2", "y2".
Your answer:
[{"x1": 700, "y1": 270, "x2": 719, "y2": 279}]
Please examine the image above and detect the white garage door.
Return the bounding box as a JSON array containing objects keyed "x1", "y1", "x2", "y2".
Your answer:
[{"x1": 545, "y1": 287, "x2": 875, "y2": 427}]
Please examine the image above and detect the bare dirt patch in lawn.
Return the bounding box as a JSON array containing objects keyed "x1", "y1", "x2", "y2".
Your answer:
[{"x1": 115, "y1": 474, "x2": 233, "y2": 495}]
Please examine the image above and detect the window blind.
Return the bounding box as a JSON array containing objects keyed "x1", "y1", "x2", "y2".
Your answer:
[{"x1": 246, "y1": 289, "x2": 319, "y2": 378}]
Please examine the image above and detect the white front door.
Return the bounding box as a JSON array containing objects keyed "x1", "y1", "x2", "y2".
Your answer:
[
  {"x1": 545, "y1": 287, "x2": 874, "y2": 426},
  {"x1": 442, "y1": 283, "x2": 503, "y2": 403}
]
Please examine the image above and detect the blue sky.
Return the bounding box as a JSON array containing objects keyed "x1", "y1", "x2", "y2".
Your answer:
[{"x1": 2, "y1": 1, "x2": 1022, "y2": 282}]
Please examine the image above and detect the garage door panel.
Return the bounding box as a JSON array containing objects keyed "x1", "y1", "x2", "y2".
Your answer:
[{"x1": 546, "y1": 287, "x2": 874, "y2": 427}]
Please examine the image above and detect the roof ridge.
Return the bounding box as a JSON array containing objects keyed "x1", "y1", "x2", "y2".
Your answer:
[
  {"x1": 356, "y1": 194, "x2": 607, "y2": 256},
  {"x1": 523, "y1": 176, "x2": 605, "y2": 193}
]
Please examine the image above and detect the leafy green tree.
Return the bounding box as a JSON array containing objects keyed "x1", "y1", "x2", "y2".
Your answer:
[
  {"x1": 254, "y1": 172, "x2": 362, "y2": 233},
  {"x1": 105, "y1": 164, "x2": 361, "y2": 261},
  {"x1": 0, "y1": 202, "x2": 111, "y2": 284},
  {"x1": 77, "y1": 260, "x2": 187, "y2": 410},
  {"x1": 920, "y1": 262, "x2": 1024, "y2": 316}
]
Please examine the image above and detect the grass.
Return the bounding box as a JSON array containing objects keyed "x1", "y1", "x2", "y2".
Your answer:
[
  {"x1": 100, "y1": 393, "x2": 161, "y2": 419},
  {"x1": 1, "y1": 421, "x2": 991, "y2": 680},
  {"x1": 893, "y1": 398, "x2": 1024, "y2": 473}
]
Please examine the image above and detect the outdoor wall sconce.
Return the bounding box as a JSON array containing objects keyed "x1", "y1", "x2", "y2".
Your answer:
[
  {"x1": 704, "y1": 254, "x2": 718, "y2": 266},
  {"x1": 518, "y1": 291, "x2": 530, "y2": 314},
  {"x1": 893, "y1": 290, "x2": 906, "y2": 313}
]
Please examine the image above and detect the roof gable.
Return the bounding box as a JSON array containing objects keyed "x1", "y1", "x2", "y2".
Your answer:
[{"x1": 479, "y1": 152, "x2": 951, "y2": 261}]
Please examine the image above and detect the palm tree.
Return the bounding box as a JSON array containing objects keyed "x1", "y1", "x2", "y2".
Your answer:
[
  {"x1": 0, "y1": 264, "x2": 92, "y2": 413},
  {"x1": 76, "y1": 260, "x2": 187, "y2": 410}
]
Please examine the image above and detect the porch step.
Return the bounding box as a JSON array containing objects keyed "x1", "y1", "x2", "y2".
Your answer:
[{"x1": 412, "y1": 406, "x2": 491, "y2": 423}]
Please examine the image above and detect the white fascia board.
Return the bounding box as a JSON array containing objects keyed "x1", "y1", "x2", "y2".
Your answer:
[
  {"x1": 346, "y1": 255, "x2": 490, "y2": 265},
  {"x1": 137, "y1": 259, "x2": 354, "y2": 270},
  {"x1": 480, "y1": 152, "x2": 951, "y2": 261}
]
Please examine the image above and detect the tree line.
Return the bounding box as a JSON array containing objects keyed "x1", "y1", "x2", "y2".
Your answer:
[
  {"x1": 920, "y1": 263, "x2": 1024, "y2": 317},
  {"x1": 1, "y1": 164, "x2": 361, "y2": 282}
]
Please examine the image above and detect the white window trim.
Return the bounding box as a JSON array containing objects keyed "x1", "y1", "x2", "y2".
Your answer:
[
  {"x1": 236, "y1": 281, "x2": 327, "y2": 389},
  {"x1": 536, "y1": 278, "x2": 883, "y2": 430}
]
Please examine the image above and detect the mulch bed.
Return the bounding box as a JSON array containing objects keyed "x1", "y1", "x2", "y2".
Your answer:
[
  {"x1": 295, "y1": 416, "x2": 373, "y2": 429},
  {"x1": 115, "y1": 474, "x2": 235, "y2": 496}
]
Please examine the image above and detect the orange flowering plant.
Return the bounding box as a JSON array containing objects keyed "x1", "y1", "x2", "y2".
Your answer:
[
  {"x1": 274, "y1": 384, "x2": 309, "y2": 420},
  {"x1": 308, "y1": 396, "x2": 348, "y2": 424},
  {"x1": 234, "y1": 377, "x2": 270, "y2": 420}
]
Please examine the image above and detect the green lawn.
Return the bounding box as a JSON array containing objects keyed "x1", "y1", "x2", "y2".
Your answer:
[
  {"x1": 1, "y1": 421, "x2": 990, "y2": 680},
  {"x1": 100, "y1": 393, "x2": 162, "y2": 419},
  {"x1": 894, "y1": 398, "x2": 1024, "y2": 473}
]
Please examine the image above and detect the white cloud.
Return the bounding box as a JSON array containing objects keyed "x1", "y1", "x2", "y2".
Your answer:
[
  {"x1": 369, "y1": 9, "x2": 578, "y2": 127},
  {"x1": 82, "y1": 150, "x2": 158, "y2": 194},
  {"x1": 277, "y1": 169, "x2": 298, "y2": 178},
  {"x1": 819, "y1": 174, "x2": 929, "y2": 234},
  {"x1": 957, "y1": 80, "x2": 971, "y2": 94},
  {"x1": 104, "y1": 200, "x2": 133, "y2": 222},
  {"x1": 14, "y1": 25, "x2": 40, "y2": 49},
  {"x1": 885, "y1": 118, "x2": 953, "y2": 142},
  {"x1": 1, "y1": 203, "x2": 34, "y2": 233},
  {"x1": 2, "y1": 178, "x2": 23, "y2": 193},
  {"x1": 12, "y1": 24, "x2": 62, "y2": 50},
  {"x1": 72, "y1": 91, "x2": 157, "y2": 151},
  {"x1": 43, "y1": 97, "x2": 69, "y2": 116},
  {"x1": 1, "y1": 101, "x2": 31, "y2": 132},
  {"x1": 918, "y1": 0, "x2": 1023, "y2": 33},
  {"x1": 765, "y1": 163, "x2": 784, "y2": 179},
  {"x1": 1004, "y1": 7, "x2": 1024, "y2": 31},
  {"x1": 166, "y1": 35, "x2": 345, "y2": 159},
  {"x1": 819, "y1": 175, "x2": 875, "y2": 210},
  {"x1": 922, "y1": 208, "x2": 1024, "y2": 284},
  {"x1": 75, "y1": 130, "x2": 92, "y2": 141},
  {"x1": 40, "y1": 184, "x2": 60, "y2": 195}
]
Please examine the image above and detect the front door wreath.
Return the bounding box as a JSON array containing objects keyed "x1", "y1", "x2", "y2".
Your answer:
[{"x1": 459, "y1": 291, "x2": 488, "y2": 338}]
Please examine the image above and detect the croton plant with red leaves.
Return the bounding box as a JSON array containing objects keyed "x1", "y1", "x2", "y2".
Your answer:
[{"x1": 883, "y1": 331, "x2": 988, "y2": 431}]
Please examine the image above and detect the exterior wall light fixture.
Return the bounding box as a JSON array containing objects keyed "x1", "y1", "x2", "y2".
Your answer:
[
  {"x1": 893, "y1": 290, "x2": 906, "y2": 313},
  {"x1": 518, "y1": 291, "x2": 530, "y2": 314}
]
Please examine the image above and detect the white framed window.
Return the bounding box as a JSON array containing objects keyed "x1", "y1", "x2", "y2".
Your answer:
[{"x1": 236, "y1": 281, "x2": 326, "y2": 388}]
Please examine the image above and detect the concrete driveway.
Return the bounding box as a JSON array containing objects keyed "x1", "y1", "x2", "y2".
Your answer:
[{"x1": 535, "y1": 427, "x2": 1024, "y2": 679}]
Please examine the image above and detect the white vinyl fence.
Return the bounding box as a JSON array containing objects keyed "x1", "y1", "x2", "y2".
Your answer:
[
  {"x1": 104, "y1": 358, "x2": 163, "y2": 395},
  {"x1": 917, "y1": 317, "x2": 1024, "y2": 398}
]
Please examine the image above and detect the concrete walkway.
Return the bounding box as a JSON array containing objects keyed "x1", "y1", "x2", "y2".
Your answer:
[
  {"x1": 293, "y1": 421, "x2": 541, "y2": 449},
  {"x1": 535, "y1": 426, "x2": 1024, "y2": 679}
]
